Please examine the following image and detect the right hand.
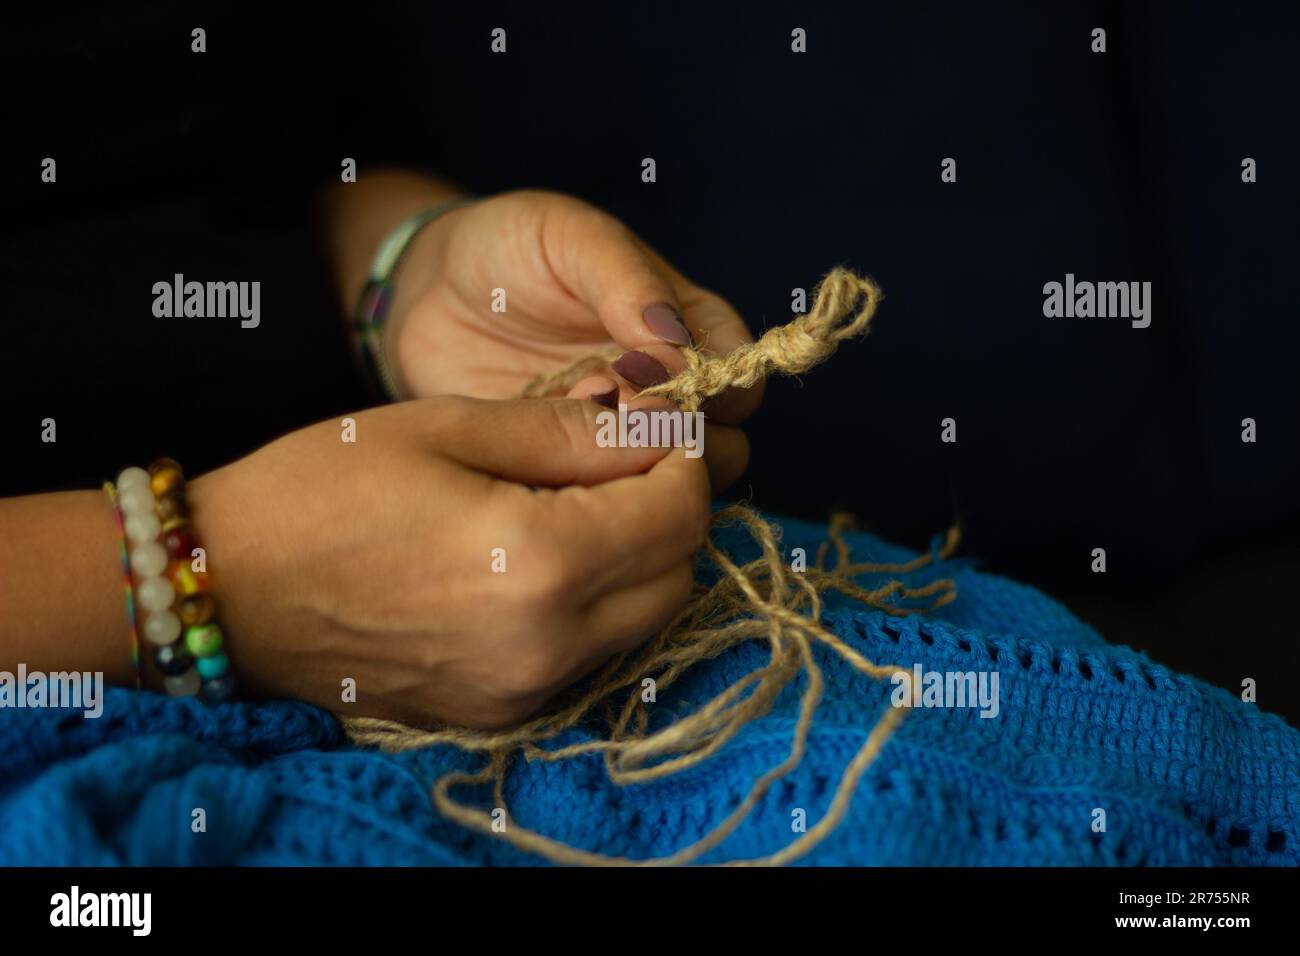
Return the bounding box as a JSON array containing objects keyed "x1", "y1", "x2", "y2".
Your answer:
[{"x1": 186, "y1": 396, "x2": 710, "y2": 729}]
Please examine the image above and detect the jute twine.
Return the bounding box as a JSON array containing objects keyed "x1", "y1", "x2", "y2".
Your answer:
[{"x1": 343, "y1": 268, "x2": 961, "y2": 865}]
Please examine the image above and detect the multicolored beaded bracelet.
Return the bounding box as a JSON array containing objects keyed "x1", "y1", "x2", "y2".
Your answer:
[{"x1": 114, "y1": 458, "x2": 237, "y2": 701}]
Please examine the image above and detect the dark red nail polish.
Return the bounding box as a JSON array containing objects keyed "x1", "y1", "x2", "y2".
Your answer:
[
  {"x1": 590, "y1": 386, "x2": 619, "y2": 409},
  {"x1": 643, "y1": 303, "x2": 693, "y2": 346},
  {"x1": 612, "y1": 350, "x2": 671, "y2": 388}
]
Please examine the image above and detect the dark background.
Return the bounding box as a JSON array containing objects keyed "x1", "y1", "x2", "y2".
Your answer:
[{"x1": 1, "y1": 2, "x2": 1297, "y2": 722}]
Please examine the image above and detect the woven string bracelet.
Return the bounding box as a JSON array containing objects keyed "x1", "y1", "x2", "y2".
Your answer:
[{"x1": 101, "y1": 482, "x2": 142, "y2": 689}]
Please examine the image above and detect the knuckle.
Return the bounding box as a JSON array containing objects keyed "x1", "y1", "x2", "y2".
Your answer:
[
  {"x1": 654, "y1": 564, "x2": 697, "y2": 621},
  {"x1": 495, "y1": 496, "x2": 583, "y2": 609},
  {"x1": 549, "y1": 397, "x2": 596, "y2": 451},
  {"x1": 517, "y1": 537, "x2": 578, "y2": 608},
  {"x1": 524, "y1": 565, "x2": 568, "y2": 609},
  {"x1": 496, "y1": 639, "x2": 566, "y2": 699},
  {"x1": 539, "y1": 192, "x2": 607, "y2": 239},
  {"x1": 462, "y1": 695, "x2": 539, "y2": 731},
  {"x1": 430, "y1": 394, "x2": 483, "y2": 442},
  {"x1": 566, "y1": 401, "x2": 620, "y2": 475},
  {"x1": 672, "y1": 560, "x2": 697, "y2": 600},
  {"x1": 675, "y1": 473, "x2": 711, "y2": 548}
]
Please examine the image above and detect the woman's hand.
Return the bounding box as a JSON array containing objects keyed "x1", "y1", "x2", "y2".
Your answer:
[
  {"x1": 187, "y1": 396, "x2": 709, "y2": 729},
  {"x1": 380, "y1": 189, "x2": 761, "y2": 489}
]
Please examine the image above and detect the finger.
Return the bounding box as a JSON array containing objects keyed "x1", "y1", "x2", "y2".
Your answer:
[
  {"x1": 548, "y1": 379, "x2": 739, "y2": 489},
  {"x1": 701, "y1": 422, "x2": 749, "y2": 492},
  {"x1": 676, "y1": 287, "x2": 767, "y2": 425},
  {"x1": 620, "y1": 242, "x2": 762, "y2": 425},
  {"x1": 608, "y1": 343, "x2": 687, "y2": 393},
  {"x1": 547, "y1": 208, "x2": 696, "y2": 350},
  {"x1": 577, "y1": 560, "x2": 697, "y2": 661},
  {"x1": 642, "y1": 249, "x2": 754, "y2": 356},
  {"x1": 433, "y1": 395, "x2": 671, "y2": 487},
  {"x1": 547, "y1": 444, "x2": 711, "y2": 599},
  {"x1": 546, "y1": 206, "x2": 763, "y2": 425},
  {"x1": 607, "y1": 340, "x2": 762, "y2": 437},
  {"x1": 568, "y1": 388, "x2": 747, "y2": 491},
  {"x1": 600, "y1": 392, "x2": 743, "y2": 492},
  {"x1": 563, "y1": 374, "x2": 621, "y2": 409}
]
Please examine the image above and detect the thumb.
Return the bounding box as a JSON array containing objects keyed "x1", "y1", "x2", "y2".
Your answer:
[
  {"x1": 431, "y1": 395, "x2": 675, "y2": 487},
  {"x1": 550, "y1": 208, "x2": 695, "y2": 350}
]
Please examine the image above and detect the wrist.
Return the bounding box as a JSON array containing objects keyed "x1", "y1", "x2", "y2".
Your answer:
[
  {"x1": 185, "y1": 465, "x2": 275, "y2": 698},
  {"x1": 381, "y1": 218, "x2": 444, "y2": 400},
  {"x1": 367, "y1": 198, "x2": 475, "y2": 401},
  {"x1": 72, "y1": 491, "x2": 140, "y2": 686}
]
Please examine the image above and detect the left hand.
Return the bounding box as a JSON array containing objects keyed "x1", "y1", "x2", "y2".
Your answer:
[{"x1": 382, "y1": 190, "x2": 762, "y2": 490}]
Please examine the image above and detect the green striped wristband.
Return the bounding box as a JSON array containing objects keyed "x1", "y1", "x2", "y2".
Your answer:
[{"x1": 352, "y1": 198, "x2": 477, "y2": 402}]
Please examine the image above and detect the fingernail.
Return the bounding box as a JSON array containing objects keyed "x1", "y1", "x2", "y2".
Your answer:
[
  {"x1": 643, "y1": 303, "x2": 693, "y2": 346},
  {"x1": 612, "y1": 350, "x2": 672, "y2": 388},
  {"x1": 590, "y1": 386, "x2": 619, "y2": 409}
]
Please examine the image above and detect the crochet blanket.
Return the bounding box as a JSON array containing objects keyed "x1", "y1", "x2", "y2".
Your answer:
[{"x1": 1, "y1": 515, "x2": 1295, "y2": 866}]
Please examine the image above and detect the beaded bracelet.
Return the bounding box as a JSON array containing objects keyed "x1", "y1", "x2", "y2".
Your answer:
[
  {"x1": 351, "y1": 198, "x2": 477, "y2": 402},
  {"x1": 115, "y1": 459, "x2": 237, "y2": 701}
]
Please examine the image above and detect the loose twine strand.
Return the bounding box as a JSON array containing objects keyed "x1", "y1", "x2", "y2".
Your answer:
[{"x1": 343, "y1": 267, "x2": 961, "y2": 865}]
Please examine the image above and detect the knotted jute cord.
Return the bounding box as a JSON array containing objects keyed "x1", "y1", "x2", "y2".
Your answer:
[
  {"x1": 516, "y1": 265, "x2": 885, "y2": 406},
  {"x1": 343, "y1": 268, "x2": 961, "y2": 865}
]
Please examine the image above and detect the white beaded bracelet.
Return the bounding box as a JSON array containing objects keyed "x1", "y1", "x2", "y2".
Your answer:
[{"x1": 116, "y1": 466, "x2": 191, "y2": 696}]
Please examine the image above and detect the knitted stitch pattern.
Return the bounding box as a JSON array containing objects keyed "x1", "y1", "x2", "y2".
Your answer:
[{"x1": 0, "y1": 514, "x2": 1295, "y2": 866}]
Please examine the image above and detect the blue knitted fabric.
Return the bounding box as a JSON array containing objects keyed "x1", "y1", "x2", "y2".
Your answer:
[{"x1": 1, "y1": 514, "x2": 1295, "y2": 866}]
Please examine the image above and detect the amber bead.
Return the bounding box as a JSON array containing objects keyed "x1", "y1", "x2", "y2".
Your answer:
[
  {"x1": 178, "y1": 593, "x2": 215, "y2": 627},
  {"x1": 167, "y1": 559, "x2": 209, "y2": 597},
  {"x1": 149, "y1": 457, "x2": 184, "y2": 480},
  {"x1": 149, "y1": 462, "x2": 184, "y2": 498},
  {"x1": 155, "y1": 491, "x2": 188, "y2": 523},
  {"x1": 163, "y1": 527, "x2": 197, "y2": 561}
]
